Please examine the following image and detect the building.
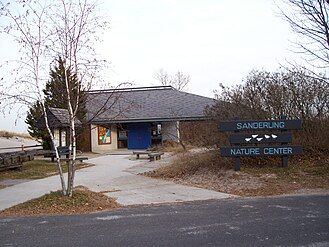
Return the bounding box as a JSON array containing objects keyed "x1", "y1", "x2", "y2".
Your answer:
[
  {"x1": 36, "y1": 107, "x2": 82, "y2": 148},
  {"x1": 85, "y1": 86, "x2": 215, "y2": 152},
  {"x1": 42, "y1": 86, "x2": 215, "y2": 152}
]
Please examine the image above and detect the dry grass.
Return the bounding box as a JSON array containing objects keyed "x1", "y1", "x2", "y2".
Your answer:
[
  {"x1": 145, "y1": 150, "x2": 329, "y2": 197},
  {"x1": 150, "y1": 140, "x2": 193, "y2": 154},
  {"x1": 147, "y1": 151, "x2": 228, "y2": 178},
  {"x1": 0, "y1": 130, "x2": 32, "y2": 139},
  {"x1": 0, "y1": 186, "x2": 121, "y2": 217},
  {"x1": 0, "y1": 159, "x2": 93, "y2": 181}
]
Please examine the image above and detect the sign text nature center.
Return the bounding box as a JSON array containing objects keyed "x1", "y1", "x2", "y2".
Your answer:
[{"x1": 219, "y1": 118, "x2": 302, "y2": 171}]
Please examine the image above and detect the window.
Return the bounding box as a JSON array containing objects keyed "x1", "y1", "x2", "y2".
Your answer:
[
  {"x1": 118, "y1": 130, "x2": 128, "y2": 140},
  {"x1": 98, "y1": 126, "x2": 111, "y2": 145},
  {"x1": 53, "y1": 129, "x2": 60, "y2": 147},
  {"x1": 61, "y1": 130, "x2": 66, "y2": 147}
]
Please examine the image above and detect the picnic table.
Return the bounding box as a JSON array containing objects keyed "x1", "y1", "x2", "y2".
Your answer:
[{"x1": 45, "y1": 146, "x2": 88, "y2": 163}]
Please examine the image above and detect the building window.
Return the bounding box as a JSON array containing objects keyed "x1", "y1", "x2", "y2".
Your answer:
[
  {"x1": 53, "y1": 129, "x2": 60, "y2": 147},
  {"x1": 61, "y1": 130, "x2": 66, "y2": 147},
  {"x1": 98, "y1": 126, "x2": 111, "y2": 145},
  {"x1": 118, "y1": 130, "x2": 128, "y2": 140}
]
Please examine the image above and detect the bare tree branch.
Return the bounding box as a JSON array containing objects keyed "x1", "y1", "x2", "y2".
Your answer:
[
  {"x1": 154, "y1": 69, "x2": 190, "y2": 91},
  {"x1": 280, "y1": 0, "x2": 329, "y2": 68}
]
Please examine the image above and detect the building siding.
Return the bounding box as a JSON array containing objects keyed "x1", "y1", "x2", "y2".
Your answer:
[{"x1": 91, "y1": 124, "x2": 118, "y2": 153}]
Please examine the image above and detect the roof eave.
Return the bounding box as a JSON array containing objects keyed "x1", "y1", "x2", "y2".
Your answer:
[{"x1": 89, "y1": 116, "x2": 212, "y2": 124}]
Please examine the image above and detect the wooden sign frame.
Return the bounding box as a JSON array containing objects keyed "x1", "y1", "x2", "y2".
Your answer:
[{"x1": 219, "y1": 117, "x2": 302, "y2": 171}]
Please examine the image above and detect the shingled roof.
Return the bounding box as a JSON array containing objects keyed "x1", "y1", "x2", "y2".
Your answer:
[
  {"x1": 37, "y1": 107, "x2": 82, "y2": 129},
  {"x1": 86, "y1": 86, "x2": 215, "y2": 123}
]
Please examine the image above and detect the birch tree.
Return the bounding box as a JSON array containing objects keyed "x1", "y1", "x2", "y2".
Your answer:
[{"x1": 0, "y1": 0, "x2": 109, "y2": 196}]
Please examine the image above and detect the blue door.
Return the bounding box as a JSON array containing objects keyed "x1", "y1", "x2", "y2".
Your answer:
[{"x1": 127, "y1": 123, "x2": 151, "y2": 149}]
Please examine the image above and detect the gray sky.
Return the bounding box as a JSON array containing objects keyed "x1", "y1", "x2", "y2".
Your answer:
[{"x1": 0, "y1": 0, "x2": 301, "y2": 132}]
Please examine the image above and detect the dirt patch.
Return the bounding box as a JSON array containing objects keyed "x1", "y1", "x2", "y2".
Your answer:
[
  {"x1": 169, "y1": 169, "x2": 263, "y2": 193},
  {"x1": 144, "y1": 150, "x2": 329, "y2": 197},
  {"x1": 0, "y1": 186, "x2": 121, "y2": 217}
]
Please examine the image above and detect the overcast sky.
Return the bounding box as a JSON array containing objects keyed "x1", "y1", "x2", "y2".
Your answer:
[{"x1": 0, "y1": 0, "x2": 301, "y2": 132}]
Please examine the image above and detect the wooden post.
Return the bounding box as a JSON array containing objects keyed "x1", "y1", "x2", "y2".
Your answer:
[
  {"x1": 281, "y1": 115, "x2": 288, "y2": 167},
  {"x1": 234, "y1": 117, "x2": 240, "y2": 171},
  {"x1": 21, "y1": 145, "x2": 24, "y2": 151},
  {"x1": 234, "y1": 157, "x2": 241, "y2": 171},
  {"x1": 282, "y1": 156, "x2": 288, "y2": 167}
]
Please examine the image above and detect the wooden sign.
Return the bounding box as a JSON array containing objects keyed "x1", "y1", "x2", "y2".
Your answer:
[
  {"x1": 219, "y1": 119, "x2": 302, "y2": 132},
  {"x1": 229, "y1": 133, "x2": 292, "y2": 145},
  {"x1": 219, "y1": 117, "x2": 302, "y2": 171},
  {"x1": 220, "y1": 145, "x2": 303, "y2": 157}
]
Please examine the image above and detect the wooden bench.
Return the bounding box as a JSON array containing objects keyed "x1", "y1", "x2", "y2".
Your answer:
[
  {"x1": 133, "y1": 151, "x2": 151, "y2": 159},
  {"x1": 148, "y1": 152, "x2": 164, "y2": 161},
  {"x1": 48, "y1": 147, "x2": 88, "y2": 163},
  {"x1": 133, "y1": 151, "x2": 164, "y2": 161},
  {"x1": 60, "y1": 157, "x2": 88, "y2": 163},
  {"x1": 47, "y1": 146, "x2": 82, "y2": 162}
]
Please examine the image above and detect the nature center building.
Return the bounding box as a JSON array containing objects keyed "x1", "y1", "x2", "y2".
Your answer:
[{"x1": 46, "y1": 86, "x2": 215, "y2": 152}]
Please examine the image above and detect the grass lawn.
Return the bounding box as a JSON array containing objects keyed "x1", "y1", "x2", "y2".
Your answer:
[
  {"x1": 0, "y1": 159, "x2": 93, "y2": 181},
  {"x1": 144, "y1": 150, "x2": 329, "y2": 197},
  {"x1": 0, "y1": 186, "x2": 120, "y2": 217}
]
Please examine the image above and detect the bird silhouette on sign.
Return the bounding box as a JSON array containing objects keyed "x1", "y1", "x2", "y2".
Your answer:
[{"x1": 244, "y1": 133, "x2": 279, "y2": 143}]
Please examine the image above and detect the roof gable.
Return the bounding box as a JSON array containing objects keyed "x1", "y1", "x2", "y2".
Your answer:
[
  {"x1": 48, "y1": 107, "x2": 82, "y2": 126},
  {"x1": 36, "y1": 107, "x2": 82, "y2": 129}
]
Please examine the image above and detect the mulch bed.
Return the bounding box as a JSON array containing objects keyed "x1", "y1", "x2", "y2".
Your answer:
[{"x1": 0, "y1": 186, "x2": 121, "y2": 217}]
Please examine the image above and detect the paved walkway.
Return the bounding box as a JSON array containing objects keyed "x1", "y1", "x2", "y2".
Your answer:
[{"x1": 0, "y1": 154, "x2": 232, "y2": 210}]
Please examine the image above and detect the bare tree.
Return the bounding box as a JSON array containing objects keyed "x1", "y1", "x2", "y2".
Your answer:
[
  {"x1": 0, "y1": 0, "x2": 109, "y2": 196},
  {"x1": 154, "y1": 69, "x2": 170, "y2": 86},
  {"x1": 154, "y1": 69, "x2": 190, "y2": 91},
  {"x1": 280, "y1": 0, "x2": 329, "y2": 68},
  {"x1": 0, "y1": 0, "x2": 67, "y2": 193},
  {"x1": 50, "y1": 0, "x2": 110, "y2": 196},
  {"x1": 208, "y1": 68, "x2": 329, "y2": 151}
]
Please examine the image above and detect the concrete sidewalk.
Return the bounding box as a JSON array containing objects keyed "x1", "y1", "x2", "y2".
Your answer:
[{"x1": 0, "y1": 154, "x2": 232, "y2": 210}]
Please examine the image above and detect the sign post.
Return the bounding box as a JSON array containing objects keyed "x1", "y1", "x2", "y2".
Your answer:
[
  {"x1": 233, "y1": 122, "x2": 241, "y2": 171},
  {"x1": 219, "y1": 118, "x2": 302, "y2": 171}
]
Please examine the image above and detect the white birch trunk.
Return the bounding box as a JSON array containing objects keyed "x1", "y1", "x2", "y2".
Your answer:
[
  {"x1": 33, "y1": 39, "x2": 67, "y2": 195},
  {"x1": 42, "y1": 104, "x2": 67, "y2": 195},
  {"x1": 63, "y1": 61, "x2": 76, "y2": 196}
]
